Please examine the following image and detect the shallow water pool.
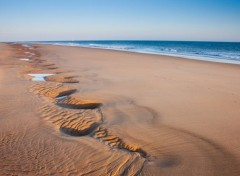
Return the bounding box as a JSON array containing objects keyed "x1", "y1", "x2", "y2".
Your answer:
[{"x1": 28, "y1": 74, "x2": 55, "y2": 81}]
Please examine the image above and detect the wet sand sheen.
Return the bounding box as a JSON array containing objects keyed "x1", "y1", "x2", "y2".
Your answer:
[{"x1": 0, "y1": 43, "x2": 240, "y2": 175}]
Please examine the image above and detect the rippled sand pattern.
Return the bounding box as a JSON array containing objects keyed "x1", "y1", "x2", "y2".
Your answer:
[
  {"x1": 31, "y1": 82, "x2": 148, "y2": 158},
  {"x1": 55, "y1": 96, "x2": 102, "y2": 109},
  {"x1": 30, "y1": 83, "x2": 77, "y2": 99},
  {"x1": 45, "y1": 74, "x2": 79, "y2": 83},
  {"x1": 1, "y1": 43, "x2": 240, "y2": 176}
]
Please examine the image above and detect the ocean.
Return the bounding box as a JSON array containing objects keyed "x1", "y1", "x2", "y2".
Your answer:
[{"x1": 33, "y1": 40, "x2": 240, "y2": 64}]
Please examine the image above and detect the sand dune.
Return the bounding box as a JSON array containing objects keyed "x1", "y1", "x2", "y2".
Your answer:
[
  {"x1": 45, "y1": 74, "x2": 79, "y2": 83},
  {"x1": 0, "y1": 43, "x2": 240, "y2": 175}
]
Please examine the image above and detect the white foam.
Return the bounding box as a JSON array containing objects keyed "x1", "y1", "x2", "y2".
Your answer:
[
  {"x1": 28, "y1": 74, "x2": 55, "y2": 81},
  {"x1": 20, "y1": 58, "x2": 30, "y2": 61}
]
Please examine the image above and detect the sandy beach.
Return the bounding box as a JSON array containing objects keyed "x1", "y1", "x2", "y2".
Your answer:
[{"x1": 1, "y1": 43, "x2": 240, "y2": 175}]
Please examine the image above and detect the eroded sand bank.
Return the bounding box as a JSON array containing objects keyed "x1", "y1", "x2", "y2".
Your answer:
[{"x1": 0, "y1": 43, "x2": 240, "y2": 175}]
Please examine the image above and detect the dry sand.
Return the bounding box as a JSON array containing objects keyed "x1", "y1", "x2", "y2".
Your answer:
[{"x1": 0, "y1": 43, "x2": 240, "y2": 175}]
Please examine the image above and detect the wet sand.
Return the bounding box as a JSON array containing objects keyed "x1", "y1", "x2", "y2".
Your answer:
[{"x1": 1, "y1": 43, "x2": 240, "y2": 175}]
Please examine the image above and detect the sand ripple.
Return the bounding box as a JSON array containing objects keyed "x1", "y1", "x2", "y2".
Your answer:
[{"x1": 1, "y1": 43, "x2": 239, "y2": 175}]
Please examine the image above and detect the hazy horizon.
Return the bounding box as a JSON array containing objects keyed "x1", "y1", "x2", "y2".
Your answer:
[
  {"x1": 1, "y1": 0, "x2": 240, "y2": 42},
  {"x1": 4, "y1": 39, "x2": 240, "y2": 43}
]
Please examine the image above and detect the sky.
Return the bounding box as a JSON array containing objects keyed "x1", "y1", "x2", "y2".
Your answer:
[{"x1": 0, "y1": 0, "x2": 240, "y2": 42}]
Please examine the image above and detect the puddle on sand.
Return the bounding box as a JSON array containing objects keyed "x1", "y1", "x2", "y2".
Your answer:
[
  {"x1": 24, "y1": 52, "x2": 35, "y2": 57},
  {"x1": 20, "y1": 58, "x2": 30, "y2": 61},
  {"x1": 23, "y1": 44, "x2": 32, "y2": 48},
  {"x1": 28, "y1": 74, "x2": 55, "y2": 81},
  {"x1": 56, "y1": 95, "x2": 68, "y2": 100}
]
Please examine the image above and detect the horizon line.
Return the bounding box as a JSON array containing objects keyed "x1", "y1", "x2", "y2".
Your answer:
[{"x1": 2, "y1": 39, "x2": 240, "y2": 43}]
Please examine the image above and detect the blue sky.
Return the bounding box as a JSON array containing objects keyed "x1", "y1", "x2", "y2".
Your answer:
[{"x1": 0, "y1": 0, "x2": 240, "y2": 42}]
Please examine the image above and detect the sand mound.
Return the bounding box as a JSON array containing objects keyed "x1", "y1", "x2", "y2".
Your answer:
[
  {"x1": 26, "y1": 62, "x2": 58, "y2": 70},
  {"x1": 46, "y1": 66, "x2": 58, "y2": 70},
  {"x1": 45, "y1": 74, "x2": 79, "y2": 83},
  {"x1": 18, "y1": 50, "x2": 29, "y2": 54},
  {"x1": 39, "y1": 104, "x2": 103, "y2": 135},
  {"x1": 60, "y1": 121, "x2": 99, "y2": 136},
  {"x1": 30, "y1": 83, "x2": 77, "y2": 99},
  {"x1": 92, "y1": 126, "x2": 148, "y2": 158},
  {"x1": 41, "y1": 63, "x2": 58, "y2": 69},
  {"x1": 39, "y1": 104, "x2": 147, "y2": 158},
  {"x1": 21, "y1": 68, "x2": 61, "y2": 75},
  {"x1": 56, "y1": 96, "x2": 102, "y2": 109}
]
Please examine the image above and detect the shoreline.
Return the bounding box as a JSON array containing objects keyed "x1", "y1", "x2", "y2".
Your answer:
[
  {"x1": 4, "y1": 41, "x2": 240, "y2": 65},
  {"x1": 35, "y1": 43, "x2": 240, "y2": 68},
  {"x1": 1, "y1": 43, "x2": 240, "y2": 175},
  {"x1": 28, "y1": 42, "x2": 240, "y2": 65}
]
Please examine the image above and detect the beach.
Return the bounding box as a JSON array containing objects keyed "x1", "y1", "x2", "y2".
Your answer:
[{"x1": 1, "y1": 43, "x2": 240, "y2": 175}]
